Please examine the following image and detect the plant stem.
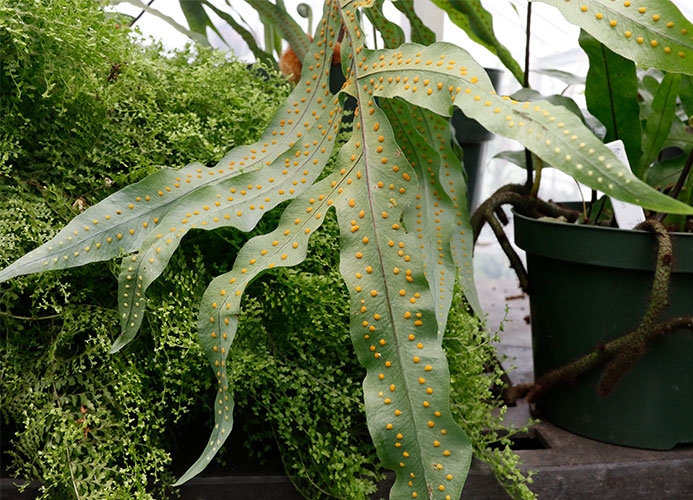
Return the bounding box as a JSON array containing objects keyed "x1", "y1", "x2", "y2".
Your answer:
[
  {"x1": 527, "y1": 219, "x2": 684, "y2": 401},
  {"x1": 522, "y1": 2, "x2": 534, "y2": 190},
  {"x1": 597, "y1": 219, "x2": 673, "y2": 395}
]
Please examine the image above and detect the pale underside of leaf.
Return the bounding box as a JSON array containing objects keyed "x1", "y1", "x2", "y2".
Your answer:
[
  {"x1": 380, "y1": 98, "x2": 481, "y2": 323},
  {"x1": 337, "y1": 103, "x2": 472, "y2": 500},
  {"x1": 537, "y1": 0, "x2": 693, "y2": 75},
  {"x1": 337, "y1": 3, "x2": 474, "y2": 499},
  {"x1": 351, "y1": 41, "x2": 693, "y2": 214}
]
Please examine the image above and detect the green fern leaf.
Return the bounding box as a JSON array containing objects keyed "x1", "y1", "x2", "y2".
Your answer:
[
  {"x1": 381, "y1": 98, "x2": 481, "y2": 321},
  {"x1": 353, "y1": 41, "x2": 693, "y2": 214},
  {"x1": 335, "y1": 103, "x2": 472, "y2": 499},
  {"x1": 430, "y1": 0, "x2": 524, "y2": 82},
  {"x1": 0, "y1": 1, "x2": 346, "y2": 355},
  {"x1": 174, "y1": 169, "x2": 342, "y2": 484},
  {"x1": 537, "y1": 0, "x2": 693, "y2": 75}
]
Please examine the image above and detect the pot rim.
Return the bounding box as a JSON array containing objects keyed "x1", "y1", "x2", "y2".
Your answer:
[{"x1": 513, "y1": 208, "x2": 693, "y2": 273}]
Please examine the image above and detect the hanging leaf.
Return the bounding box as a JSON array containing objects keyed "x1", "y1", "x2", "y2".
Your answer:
[
  {"x1": 430, "y1": 0, "x2": 524, "y2": 82},
  {"x1": 537, "y1": 0, "x2": 693, "y2": 75},
  {"x1": 352, "y1": 40, "x2": 693, "y2": 214}
]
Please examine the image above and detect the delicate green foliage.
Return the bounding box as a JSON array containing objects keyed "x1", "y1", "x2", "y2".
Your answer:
[
  {"x1": 580, "y1": 30, "x2": 643, "y2": 168},
  {"x1": 444, "y1": 294, "x2": 536, "y2": 500},
  {"x1": 430, "y1": 0, "x2": 524, "y2": 82},
  {"x1": 0, "y1": 1, "x2": 289, "y2": 496},
  {"x1": 537, "y1": 0, "x2": 693, "y2": 75}
]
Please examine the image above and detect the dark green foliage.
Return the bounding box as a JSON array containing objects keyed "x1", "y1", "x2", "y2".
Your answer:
[{"x1": 0, "y1": 0, "x2": 289, "y2": 200}]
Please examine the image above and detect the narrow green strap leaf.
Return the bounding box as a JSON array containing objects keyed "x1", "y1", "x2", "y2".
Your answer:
[
  {"x1": 338, "y1": 4, "x2": 473, "y2": 498},
  {"x1": 536, "y1": 0, "x2": 693, "y2": 75},
  {"x1": 200, "y1": 0, "x2": 276, "y2": 66},
  {"x1": 637, "y1": 71, "x2": 681, "y2": 177},
  {"x1": 679, "y1": 74, "x2": 693, "y2": 117},
  {"x1": 0, "y1": 164, "x2": 198, "y2": 283},
  {"x1": 245, "y1": 0, "x2": 311, "y2": 62},
  {"x1": 430, "y1": 0, "x2": 524, "y2": 82},
  {"x1": 111, "y1": 0, "x2": 210, "y2": 46},
  {"x1": 174, "y1": 170, "x2": 341, "y2": 485},
  {"x1": 353, "y1": 41, "x2": 693, "y2": 214},
  {"x1": 391, "y1": 0, "x2": 437, "y2": 45},
  {"x1": 179, "y1": 0, "x2": 222, "y2": 43},
  {"x1": 579, "y1": 29, "x2": 643, "y2": 168},
  {"x1": 172, "y1": 1, "x2": 347, "y2": 482}
]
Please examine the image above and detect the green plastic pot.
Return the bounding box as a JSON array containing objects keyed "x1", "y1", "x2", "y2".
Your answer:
[{"x1": 514, "y1": 210, "x2": 693, "y2": 450}]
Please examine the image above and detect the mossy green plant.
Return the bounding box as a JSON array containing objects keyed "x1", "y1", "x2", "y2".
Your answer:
[{"x1": 0, "y1": 1, "x2": 288, "y2": 498}]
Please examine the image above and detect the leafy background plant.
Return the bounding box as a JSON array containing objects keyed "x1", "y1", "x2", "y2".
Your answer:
[
  {"x1": 0, "y1": 1, "x2": 284, "y2": 497},
  {"x1": 0, "y1": 1, "x2": 534, "y2": 499}
]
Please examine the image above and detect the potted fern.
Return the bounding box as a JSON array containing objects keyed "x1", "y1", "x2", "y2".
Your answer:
[
  {"x1": 510, "y1": 50, "x2": 693, "y2": 451},
  {"x1": 467, "y1": 3, "x2": 693, "y2": 450},
  {"x1": 2, "y1": 0, "x2": 693, "y2": 499}
]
